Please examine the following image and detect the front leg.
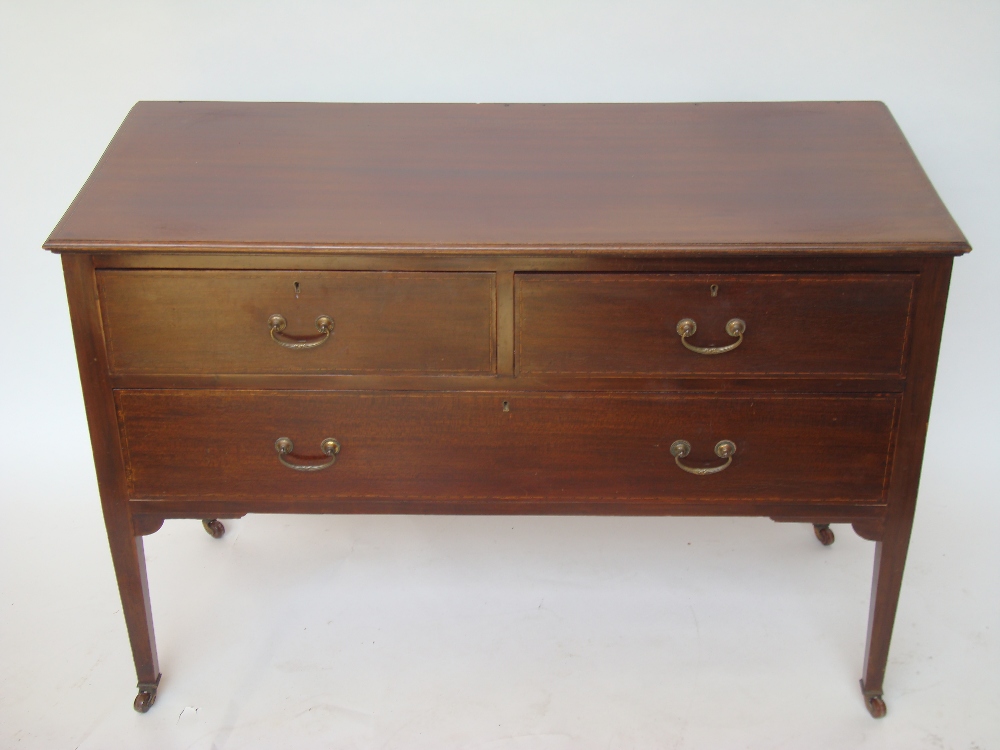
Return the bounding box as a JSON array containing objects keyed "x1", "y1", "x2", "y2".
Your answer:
[
  {"x1": 859, "y1": 513, "x2": 914, "y2": 719},
  {"x1": 858, "y1": 256, "x2": 953, "y2": 718},
  {"x1": 105, "y1": 516, "x2": 161, "y2": 712},
  {"x1": 62, "y1": 255, "x2": 162, "y2": 712}
]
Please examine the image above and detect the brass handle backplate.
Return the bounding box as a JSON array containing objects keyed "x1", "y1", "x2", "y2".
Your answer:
[
  {"x1": 670, "y1": 439, "x2": 736, "y2": 475},
  {"x1": 268, "y1": 314, "x2": 334, "y2": 349},
  {"x1": 676, "y1": 318, "x2": 745, "y2": 355},
  {"x1": 274, "y1": 437, "x2": 341, "y2": 472}
]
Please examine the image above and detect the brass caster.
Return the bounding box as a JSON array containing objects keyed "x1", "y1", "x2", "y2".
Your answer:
[
  {"x1": 865, "y1": 692, "x2": 887, "y2": 719},
  {"x1": 202, "y1": 519, "x2": 225, "y2": 539},
  {"x1": 813, "y1": 523, "x2": 835, "y2": 546},
  {"x1": 133, "y1": 676, "x2": 160, "y2": 713},
  {"x1": 133, "y1": 690, "x2": 155, "y2": 713}
]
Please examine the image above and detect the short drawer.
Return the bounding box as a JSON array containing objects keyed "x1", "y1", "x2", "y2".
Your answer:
[
  {"x1": 516, "y1": 274, "x2": 914, "y2": 377},
  {"x1": 118, "y1": 390, "x2": 898, "y2": 506},
  {"x1": 98, "y1": 271, "x2": 496, "y2": 375}
]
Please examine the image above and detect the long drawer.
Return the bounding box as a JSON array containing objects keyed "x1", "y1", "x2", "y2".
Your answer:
[
  {"x1": 98, "y1": 271, "x2": 496, "y2": 375},
  {"x1": 117, "y1": 390, "x2": 899, "y2": 505},
  {"x1": 516, "y1": 273, "x2": 914, "y2": 377}
]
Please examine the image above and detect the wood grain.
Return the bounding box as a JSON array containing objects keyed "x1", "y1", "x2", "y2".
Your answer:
[
  {"x1": 47, "y1": 102, "x2": 966, "y2": 714},
  {"x1": 98, "y1": 270, "x2": 495, "y2": 375},
  {"x1": 861, "y1": 255, "x2": 954, "y2": 701},
  {"x1": 61, "y1": 255, "x2": 160, "y2": 690},
  {"x1": 44, "y1": 102, "x2": 968, "y2": 253},
  {"x1": 517, "y1": 273, "x2": 914, "y2": 377},
  {"x1": 116, "y1": 390, "x2": 899, "y2": 506}
]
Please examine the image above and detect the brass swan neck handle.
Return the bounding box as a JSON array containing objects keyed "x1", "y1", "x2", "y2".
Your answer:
[
  {"x1": 274, "y1": 437, "x2": 341, "y2": 472},
  {"x1": 670, "y1": 439, "x2": 736, "y2": 475},
  {"x1": 268, "y1": 314, "x2": 334, "y2": 349},
  {"x1": 676, "y1": 318, "x2": 745, "y2": 355}
]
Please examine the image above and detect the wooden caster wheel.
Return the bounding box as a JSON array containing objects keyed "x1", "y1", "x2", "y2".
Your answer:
[
  {"x1": 202, "y1": 519, "x2": 225, "y2": 538},
  {"x1": 133, "y1": 689, "x2": 156, "y2": 713},
  {"x1": 865, "y1": 693, "x2": 887, "y2": 718},
  {"x1": 813, "y1": 523, "x2": 835, "y2": 546}
]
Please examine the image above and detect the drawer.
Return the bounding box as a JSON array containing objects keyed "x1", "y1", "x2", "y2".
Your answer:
[
  {"x1": 516, "y1": 274, "x2": 914, "y2": 377},
  {"x1": 118, "y1": 390, "x2": 898, "y2": 505},
  {"x1": 97, "y1": 271, "x2": 496, "y2": 375}
]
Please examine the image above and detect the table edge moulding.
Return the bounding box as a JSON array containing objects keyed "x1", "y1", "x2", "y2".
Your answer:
[{"x1": 46, "y1": 101, "x2": 969, "y2": 718}]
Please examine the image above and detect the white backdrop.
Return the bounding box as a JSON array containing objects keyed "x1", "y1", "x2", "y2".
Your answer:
[{"x1": 1, "y1": 2, "x2": 998, "y2": 748}]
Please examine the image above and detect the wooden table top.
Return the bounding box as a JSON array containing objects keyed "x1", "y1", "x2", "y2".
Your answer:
[{"x1": 44, "y1": 101, "x2": 968, "y2": 254}]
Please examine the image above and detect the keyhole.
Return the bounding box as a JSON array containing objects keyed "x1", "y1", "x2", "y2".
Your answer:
[
  {"x1": 294, "y1": 281, "x2": 300, "y2": 298},
  {"x1": 710, "y1": 284, "x2": 719, "y2": 297},
  {"x1": 502, "y1": 401, "x2": 510, "y2": 412}
]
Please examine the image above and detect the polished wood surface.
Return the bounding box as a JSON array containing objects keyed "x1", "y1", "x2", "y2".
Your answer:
[
  {"x1": 117, "y1": 390, "x2": 899, "y2": 505},
  {"x1": 517, "y1": 273, "x2": 914, "y2": 376},
  {"x1": 98, "y1": 270, "x2": 496, "y2": 374},
  {"x1": 45, "y1": 101, "x2": 968, "y2": 253},
  {"x1": 49, "y1": 101, "x2": 965, "y2": 717},
  {"x1": 860, "y1": 255, "x2": 954, "y2": 708},
  {"x1": 61, "y1": 255, "x2": 160, "y2": 704}
]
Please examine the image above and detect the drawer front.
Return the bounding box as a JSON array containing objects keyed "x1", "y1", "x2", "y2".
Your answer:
[
  {"x1": 98, "y1": 271, "x2": 496, "y2": 375},
  {"x1": 517, "y1": 274, "x2": 914, "y2": 377},
  {"x1": 118, "y1": 390, "x2": 898, "y2": 505}
]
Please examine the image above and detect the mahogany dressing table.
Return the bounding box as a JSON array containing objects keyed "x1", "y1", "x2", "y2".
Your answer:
[{"x1": 45, "y1": 101, "x2": 968, "y2": 716}]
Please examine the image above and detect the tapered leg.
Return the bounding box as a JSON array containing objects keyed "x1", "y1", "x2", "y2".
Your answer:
[
  {"x1": 856, "y1": 256, "x2": 953, "y2": 718},
  {"x1": 105, "y1": 515, "x2": 161, "y2": 711},
  {"x1": 859, "y1": 513, "x2": 914, "y2": 718},
  {"x1": 62, "y1": 255, "x2": 162, "y2": 711}
]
